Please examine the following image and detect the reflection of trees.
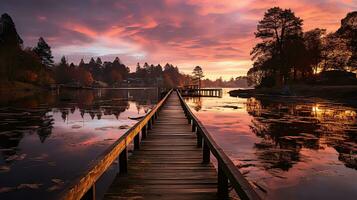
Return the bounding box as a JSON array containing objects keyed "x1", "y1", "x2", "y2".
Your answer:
[
  {"x1": 128, "y1": 89, "x2": 158, "y2": 114},
  {"x1": 184, "y1": 97, "x2": 202, "y2": 111},
  {"x1": 0, "y1": 89, "x2": 158, "y2": 164},
  {"x1": 55, "y1": 89, "x2": 131, "y2": 120},
  {"x1": 0, "y1": 107, "x2": 53, "y2": 162},
  {"x1": 192, "y1": 97, "x2": 202, "y2": 111},
  {"x1": 246, "y1": 97, "x2": 357, "y2": 171}
]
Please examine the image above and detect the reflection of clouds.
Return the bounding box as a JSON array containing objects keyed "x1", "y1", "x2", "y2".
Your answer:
[
  {"x1": 185, "y1": 90, "x2": 357, "y2": 197},
  {"x1": 0, "y1": 89, "x2": 158, "y2": 199}
]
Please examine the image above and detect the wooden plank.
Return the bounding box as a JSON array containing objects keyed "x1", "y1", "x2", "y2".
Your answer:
[
  {"x1": 104, "y1": 91, "x2": 219, "y2": 200},
  {"x1": 177, "y1": 91, "x2": 262, "y2": 200},
  {"x1": 60, "y1": 90, "x2": 174, "y2": 200}
]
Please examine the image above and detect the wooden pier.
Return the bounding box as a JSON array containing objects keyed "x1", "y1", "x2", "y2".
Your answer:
[
  {"x1": 60, "y1": 90, "x2": 260, "y2": 200},
  {"x1": 180, "y1": 88, "x2": 223, "y2": 97}
]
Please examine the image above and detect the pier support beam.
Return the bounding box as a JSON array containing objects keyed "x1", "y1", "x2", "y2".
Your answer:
[
  {"x1": 192, "y1": 122, "x2": 196, "y2": 132},
  {"x1": 218, "y1": 162, "x2": 229, "y2": 199},
  {"x1": 119, "y1": 147, "x2": 128, "y2": 174},
  {"x1": 82, "y1": 184, "x2": 96, "y2": 200},
  {"x1": 148, "y1": 118, "x2": 152, "y2": 130},
  {"x1": 203, "y1": 140, "x2": 210, "y2": 164},
  {"x1": 141, "y1": 125, "x2": 147, "y2": 139},
  {"x1": 134, "y1": 134, "x2": 140, "y2": 150},
  {"x1": 196, "y1": 129, "x2": 202, "y2": 148}
]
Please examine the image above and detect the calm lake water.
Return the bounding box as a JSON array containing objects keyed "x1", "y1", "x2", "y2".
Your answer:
[
  {"x1": 0, "y1": 88, "x2": 158, "y2": 200},
  {"x1": 185, "y1": 88, "x2": 357, "y2": 200}
]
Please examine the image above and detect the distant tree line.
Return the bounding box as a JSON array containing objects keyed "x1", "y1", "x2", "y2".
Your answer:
[
  {"x1": 0, "y1": 12, "x2": 249, "y2": 89},
  {"x1": 248, "y1": 8, "x2": 357, "y2": 87},
  {"x1": 0, "y1": 13, "x2": 193, "y2": 88},
  {"x1": 0, "y1": 13, "x2": 220, "y2": 88},
  {"x1": 201, "y1": 76, "x2": 248, "y2": 88}
]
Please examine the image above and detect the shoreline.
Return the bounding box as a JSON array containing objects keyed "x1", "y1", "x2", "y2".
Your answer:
[{"x1": 229, "y1": 85, "x2": 357, "y2": 107}]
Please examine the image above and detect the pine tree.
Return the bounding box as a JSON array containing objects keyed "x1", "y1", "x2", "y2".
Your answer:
[
  {"x1": 0, "y1": 13, "x2": 24, "y2": 79},
  {"x1": 89, "y1": 57, "x2": 95, "y2": 65},
  {"x1": 250, "y1": 7, "x2": 304, "y2": 86},
  {"x1": 0, "y1": 13, "x2": 23, "y2": 48},
  {"x1": 95, "y1": 57, "x2": 102, "y2": 66},
  {"x1": 60, "y1": 56, "x2": 68, "y2": 66},
  {"x1": 33, "y1": 37, "x2": 54, "y2": 67},
  {"x1": 192, "y1": 66, "x2": 204, "y2": 88},
  {"x1": 79, "y1": 58, "x2": 85, "y2": 67}
]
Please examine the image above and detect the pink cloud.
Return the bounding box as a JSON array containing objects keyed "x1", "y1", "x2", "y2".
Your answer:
[
  {"x1": 63, "y1": 22, "x2": 98, "y2": 38},
  {"x1": 2, "y1": 0, "x2": 355, "y2": 79}
]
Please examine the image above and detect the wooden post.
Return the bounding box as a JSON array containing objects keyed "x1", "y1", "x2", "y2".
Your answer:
[
  {"x1": 187, "y1": 116, "x2": 191, "y2": 124},
  {"x1": 148, "y1": 118, "x2": 152, "y2": 130},
  {"x1": 119, "y1": 147, "x2": 128, "y2": 174},
  {"x1": 218, "y1": 162, "x2": 229, "y2": 199},
  {"x1": 192, "y1": 121, "x2": 196, "y2": 132},
  {"x1": 196, "y1": 129, "x2": 202, "y2": 148},
  {"x1": 134, "y1": 133, "x2": 140, "y2": 150},
  {"x1": 82, "y1": 184, "x2": 96, "y2": 200},
  {"x1": 142, "y1": 125, "x2": 147, "y2": 139},
  {"x1": 203, "y1": 140, "x2": 210, "y2": 164}
]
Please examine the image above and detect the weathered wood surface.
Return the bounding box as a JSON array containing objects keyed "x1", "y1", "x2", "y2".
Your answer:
[
  {"x1": 104, "y1": 92, "x2": 218, "y2": 200},
  {"x1": 177, "y1": 91, "x2": 261, "y2": 200},
  {"x1": 61, "y1": 90, "x2": 173, "y2": 200}
]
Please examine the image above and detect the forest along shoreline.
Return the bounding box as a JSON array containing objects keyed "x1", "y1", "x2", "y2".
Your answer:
[{"x1": 229, "y1": 85, "x2": 357, "y2": 107}]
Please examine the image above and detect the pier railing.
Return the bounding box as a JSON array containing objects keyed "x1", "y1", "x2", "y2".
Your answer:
[
  {"x1": 177, "y1": 89, "x2": 261, "y2": 200},
  {"x1": 60, "y1": 89, "x2": 173, "y2": 200},
  {"x1": 179, "y1": 88, "x2": 223, "y2": 97}
]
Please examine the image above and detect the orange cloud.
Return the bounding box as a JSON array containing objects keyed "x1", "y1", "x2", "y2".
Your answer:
[
  {"x1": 6, "y1": 0, "x2": 355, "y2": 80},
  {"x1": 63, "y1": 22, "x2": 98, "y2": 38}
]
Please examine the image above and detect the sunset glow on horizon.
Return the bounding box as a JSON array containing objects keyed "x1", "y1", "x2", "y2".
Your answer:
[{"x1": 1, "y1": 0, "x2": 356, "y2": 80}]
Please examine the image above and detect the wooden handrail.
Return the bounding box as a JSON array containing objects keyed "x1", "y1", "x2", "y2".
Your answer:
[
  {"x1": 176, "y1": 89, "x2": 261, "y2": 200},
  {"x1": 60, "y1": 89, "x2": 173, "y2": 200}
]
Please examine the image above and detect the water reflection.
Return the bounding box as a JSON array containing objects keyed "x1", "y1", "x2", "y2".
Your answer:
[
  {"x1": 185, "y1": 97, "x2": 203, "y2": 111},
  {"x1": 246, "y1": 97, "x2": 357, "y2": 171},
  {"x1": 185, "y1": 89, "x2": 357, "y2": 200},
  {"x1": 0, "y1": 88, "x2": 158, "y2": 199}
]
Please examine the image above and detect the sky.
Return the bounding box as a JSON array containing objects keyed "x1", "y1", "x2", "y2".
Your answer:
[{"x1": 1, "y1": 0, "x2": 356, "y2": 80}]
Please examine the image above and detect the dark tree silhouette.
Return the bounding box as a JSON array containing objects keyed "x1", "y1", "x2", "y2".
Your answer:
[
  {"x1": 303, "y1": 29, "x2": 326, "y2": 74},
  {"x1": 321, "y1": 33, "x2": 350, "y2": 71},
  {"x1": 91, "y1": 57, "x2": 103, "y2": 81},
  {"x1": 89, "y1": 57, "x2": 96, "y2": 65},
  {"x1": 163, "y1": 63, "x2": 184, "y2": 87},
  {"x1": 250, "y1": 7, "x2": 303, "y2": 86},
  {"x1": 33, "y1": 37, "x2": 54, "y2": 67},
  {"x1": 337, "y1": 11, "x2": 357, "y2": 71},
  {"x1": 54, "y1": 56, "x2": 72, "y2": 84},
  {"x1": 79, "y1": 58, "x2": 85, "y2": 67},
  {"x1": 0, "y1": 13, "x2": 23, "y2": 48},
  {"x1": 102, "y1": 57, "x2": 129, "y2": 85},
  {"x1": 0, "y1": 13, "x2": 24, "y2": 80},
  {"x1": 95, "y1": 57, "x2": 102, "y2": 66},
  {"x1": 192, "y1": 66, "x2": 204, "y2": 88}
]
